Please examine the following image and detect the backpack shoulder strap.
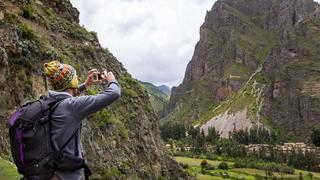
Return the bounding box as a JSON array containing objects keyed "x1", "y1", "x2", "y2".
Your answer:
[
  {"x1": 45, "y1": 94, "x2": 80, "y2": 152},
  {"x1": 60, "y1": 126, "x2": 80, "y2": 151}
]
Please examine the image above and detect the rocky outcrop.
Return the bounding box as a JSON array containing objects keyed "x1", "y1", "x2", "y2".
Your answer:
[
  {"x1": 162, "y1": 0, "x2": 320, "y2": 141},
  {"x1": 0, "y1": 0, "x2": 186, "y2": 178}
]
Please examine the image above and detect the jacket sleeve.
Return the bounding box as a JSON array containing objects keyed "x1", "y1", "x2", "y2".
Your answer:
[
  {"x1": 68, "y1": 80, "x2": 121, "y2": 119},
  {"x1": 78, "y1": 83, "x2": 87, "y2": 93}
]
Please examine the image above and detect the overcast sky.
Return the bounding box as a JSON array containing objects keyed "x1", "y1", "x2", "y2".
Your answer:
[
  {"x1": 70, "y1": 0, "x2": 214, "y2": 87},
  {"x1": 70, "y1": 0, "x2": 320, "y2": 87}
]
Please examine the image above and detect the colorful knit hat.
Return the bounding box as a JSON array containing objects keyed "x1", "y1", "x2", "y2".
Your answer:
[{"x1": 43, "y1": 61, "x2": 79, "y2": 91}]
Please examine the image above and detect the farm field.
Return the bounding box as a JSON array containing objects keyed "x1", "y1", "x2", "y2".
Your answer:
[{"x1": 175, "y1": 156, "x2": 320, "y2": 180}]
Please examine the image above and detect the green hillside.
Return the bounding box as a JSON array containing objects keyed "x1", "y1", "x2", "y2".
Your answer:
[{"x1": 139, "y1": 81, "x2": 170, "y2": 114}]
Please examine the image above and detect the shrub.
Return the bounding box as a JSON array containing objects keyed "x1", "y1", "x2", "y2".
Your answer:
[
  {"x1": 311, "y1": 126, "x2": 320, "y2": 147},
  {"x1": 200, "y1": 160, "x2": 208, "y2": 174},
  {"x1": 307, "y1": 172, "x2": 314, "y2": 178},
  {"x1": 103, "y1": 167, "x2": 122, "y2": 179},
  {"x1": 4, "y1": 12, "x2": 18, "y2": 23},
  {"x1": 179, "y1": 163, "x2": 189, "y2": 169},
  {"x1": 22, "y1": 3, "x2": 36, "y2": 19},
  {"x1": 204, "y1": 152, "x2": 217, "y2": 160},
  {"x1": 200, "y1": 160, "x2": 208, "y2": 169},
  {"x1": 233, "y1": 159, "x2": 247, "y2": 168},
  {"x1": 234, "y1": 159, "x2": 295, "y2": 175},
  {"x1": 218, "y1": 162, "x2": 229, "y2": 170},
  {"x1": 20, "y1": 23, "x2": 35, "y2": 40}
]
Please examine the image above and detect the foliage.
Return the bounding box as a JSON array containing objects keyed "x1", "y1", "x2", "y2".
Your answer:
[
  {"x1": 218, "y1": 162, "x2": 229, "y2": 170},
  {"x1": 234, "y1": 159, "x2": 295, "y2": 174},
  {"x1": 22, "y1": 3, "x2": 36, "y2": 19},
  {"x1": 103, "y1": 167, "x2": 122, "y2": 179},
  {"x1": 311, "y1": 125, "x2": 320, "y2": 147},
  {"x1": 176, "y1": 156, "x2": 320, "y2": 180},
  {"x1": 200, "y1": 160, "x2": 208, "y2": 173},
  {"x1": 4, "y1": 13, "x2": 19, "y2": 24},
  {"x1": 307, "y1": 172, "x2": 314, "y2": 178},
  {"x1": 19, "y1": 23, "x2": 35, "y2": 40},
  {"x1": 214, "y1": 138, "x2": 247, "y2": 158},
  {"x1": 230, "y1": 127, "x2": 281, "y2": 145},
  {"x1": 256, "y1": 162, "x2": 294, "y2": 174},
  {"x1": 94, "y1": 109, "x2": 128, "y2": 139},
  {"x1": 179, "y1": 162, "x2": 189, "y2": 169},
  {"x1": 160, "y1": 122, "x2": 186, "y2": 141},
  {"x1": 206, "y1": 127, "x2": 220, "y2": 145}
]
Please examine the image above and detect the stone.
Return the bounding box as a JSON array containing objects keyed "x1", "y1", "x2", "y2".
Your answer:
[
  {"x1": 0, "y1": 11, "x2": 4, "y2": 21},
  {"x1": 0, "y1": 47, "x2": 8, "y2": 68}
]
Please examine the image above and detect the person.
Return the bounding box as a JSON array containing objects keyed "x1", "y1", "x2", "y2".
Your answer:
[{"x1": 43, "y1": 60, "x2": 121, "y2": 180}]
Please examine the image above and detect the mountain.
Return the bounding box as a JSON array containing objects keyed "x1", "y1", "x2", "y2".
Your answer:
[
  {"x1": 162, "y1": 0, "x2": 320, "y2": 141},
  {"x1": 139, "y1": 81, "x2": 170, "y2": 114},
  {"x1": 158, "y1": 85, "x2": 171, "y2": 95},
  {"x1": 0, "y1": 0, "x2": 186, "y2": 178}
]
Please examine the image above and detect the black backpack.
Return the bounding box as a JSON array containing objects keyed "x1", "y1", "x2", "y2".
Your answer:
[{"x1": 8, "y1": 95, "x2": 92, "y2": 180}]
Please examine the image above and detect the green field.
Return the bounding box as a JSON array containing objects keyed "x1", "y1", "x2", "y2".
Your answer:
[
  {"x1": 0, "y1": 158, "x2": 21, "y2": 180},
  {"x1": 175, "y1": 156, "x2": 320, "y2": 180}
]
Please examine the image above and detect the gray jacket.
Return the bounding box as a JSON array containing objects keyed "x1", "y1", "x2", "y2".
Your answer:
[{"x1": 49, "y1": 80, "x2": 121, "y2": 180}]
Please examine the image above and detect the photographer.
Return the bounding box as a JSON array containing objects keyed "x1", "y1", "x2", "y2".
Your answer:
[{"x1": 43, "y1": 60, "x2": 121, "y2": 180}]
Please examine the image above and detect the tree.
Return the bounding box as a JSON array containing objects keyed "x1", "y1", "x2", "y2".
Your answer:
[
  {"x1": 160, "y1": 122, "x2": 186, "y2": 141},
  {"x1": 311, "y1": 126, "x2": 320, "y2": 147},
  {"x1": 299, "y1": 172, "x2": 303, "y2": 180},
  {"x1": 200, "y1": 160, "x2": 208, "y2": 174},
  {"x1": 206, "y1": 127, "x2": 220, "y2": 145}
]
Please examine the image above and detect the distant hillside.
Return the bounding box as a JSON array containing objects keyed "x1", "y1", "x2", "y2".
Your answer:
[
  {"x1": 158, "y1": 85, "x2": 171, "y2": 95},
  {"x1": 140, "y1": 81, "x2": 170, "y2": 114}
]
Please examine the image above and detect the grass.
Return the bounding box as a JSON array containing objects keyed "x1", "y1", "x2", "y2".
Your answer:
[
  {"x1": 176, "y1": 156, "x2": 233, "y2": 167},
  {"x1": 175, "y1": 156, "x2": 320, "y2": 180},
  {"x1": 0, "y1": 158, "x2": 21, "y2": 180}
]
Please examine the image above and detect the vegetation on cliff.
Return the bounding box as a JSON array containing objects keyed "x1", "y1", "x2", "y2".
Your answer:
[
  {"x1": 0, "y1": 0, "x2": 185, "y2": 178},
  {"x1": 162, "y1": 0, "x2": 320, "y2": 141}
]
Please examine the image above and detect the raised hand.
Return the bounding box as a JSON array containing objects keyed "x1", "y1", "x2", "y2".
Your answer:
[
  {"x1": 101, "y1": 70, "x2": 115, "y2": 83},
  {"x1": 84, "y1": 69, "x2": 101, "y2": 87}
]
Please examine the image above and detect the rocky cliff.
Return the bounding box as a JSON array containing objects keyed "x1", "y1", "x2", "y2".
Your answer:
[
  {"x1": 162, "y1": 0, "x2": 320, "y2": 141},
  {"x1": 0, "y1": 0, "x2": 186, "y2": 178}
]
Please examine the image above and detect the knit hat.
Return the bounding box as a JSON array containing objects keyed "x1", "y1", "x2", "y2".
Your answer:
[{"x1": 43, "y1": 60, "x2": 79, "y2": 91}]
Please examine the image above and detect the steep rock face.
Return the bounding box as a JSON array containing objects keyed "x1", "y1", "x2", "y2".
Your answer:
[
  {"x1": 162, "y1": 0, "x2": 320, "y2": 140},
  {"x1": 0, "y1": 0, "x2": 186, "y2": 178}
]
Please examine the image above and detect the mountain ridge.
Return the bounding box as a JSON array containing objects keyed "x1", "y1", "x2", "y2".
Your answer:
[
  {"x1": 139, "y1": 81, "x2": 170, "y2": 114},
  {"x1": 162, "y1": 0, "x2": 320, "y2": 141}
]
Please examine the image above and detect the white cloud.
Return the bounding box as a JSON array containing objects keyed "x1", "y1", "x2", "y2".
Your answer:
[
  {"x1": 70, "y1": 0, "x2": 214, "y2": 87},
  {"x1": 70, "y1": 0, "x2": 320, "y2": 87}
]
